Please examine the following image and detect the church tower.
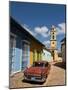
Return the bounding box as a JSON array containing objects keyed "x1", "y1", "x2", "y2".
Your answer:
[{"x1": 50, "y1": 25, "x2": 58, "y2": 61}]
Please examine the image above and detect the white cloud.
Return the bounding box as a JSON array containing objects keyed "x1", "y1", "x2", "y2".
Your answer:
[
  {"x1": 34, "y1": 26, "x2": 49, "y2": 37},
  {"x1": 43, "y1": 40, "x2": 50, "y2": 47},
  {"x1": 21, "y1": 22, "x2": 65, "y2": 41},
  {"x1": 57, "y1": 22, "x2": 66, "y2": 35}
]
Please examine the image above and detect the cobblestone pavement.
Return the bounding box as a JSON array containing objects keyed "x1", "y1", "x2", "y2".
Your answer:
[{"x1": 10, "y1": 64, "x2": 66, "y2": 89}]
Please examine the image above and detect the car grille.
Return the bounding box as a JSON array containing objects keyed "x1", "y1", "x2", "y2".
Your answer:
[{"x1": 25, "y1": 74, "x2": 42, "y2": 79}]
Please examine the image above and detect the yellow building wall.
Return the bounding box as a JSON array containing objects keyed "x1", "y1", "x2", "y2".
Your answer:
[
  {"x1": 30, "y1": 50, "x2": 33, "y2": 65},
  {"x1": 30, "y1": 40, "x2": 43, "y2": 65},
  {"x1": 54, "y1": 50, "x2": 58, "y2": 61}
]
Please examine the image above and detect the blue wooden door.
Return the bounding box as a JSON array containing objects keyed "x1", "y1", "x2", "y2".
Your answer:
[{"x1": 21, "y1": 41, "x2": 30, "y2": 70}]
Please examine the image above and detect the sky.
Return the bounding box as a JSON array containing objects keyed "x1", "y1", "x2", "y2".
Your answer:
[{"x1": 10, "y1": 1, "x2": 66, "y2": 52}]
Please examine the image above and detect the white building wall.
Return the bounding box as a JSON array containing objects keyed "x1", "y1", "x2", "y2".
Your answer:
[{"x1": 42, "y1": 49, "x2": 53, "y2": 62}]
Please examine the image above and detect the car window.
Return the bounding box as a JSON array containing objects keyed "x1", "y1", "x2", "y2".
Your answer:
[{"x1": 33, "y1": 62, "x2": 44, "y2": 67}]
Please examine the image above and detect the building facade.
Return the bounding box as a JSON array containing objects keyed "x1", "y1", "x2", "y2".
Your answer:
[
  {"x1": 61, "y1": 38, "x2": 66, "y2": 62},
  {"x1": 30, "y1": 39, "x2": 43, "y2": 65},
  {"x1": 10, "y1": 17, "x2": 44, "y2": 75},
  {"x1": 42, "y1": 48, "x2": 53, "y2": 62}
]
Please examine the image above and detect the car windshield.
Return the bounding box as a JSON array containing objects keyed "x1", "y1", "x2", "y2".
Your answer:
[{"x1": 33, "y1": 62, "x2": 44, "y2": 67}]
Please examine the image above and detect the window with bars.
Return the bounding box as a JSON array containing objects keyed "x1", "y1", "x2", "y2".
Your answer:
[{"x1": 10, "y1": 35, "x2": 16, "y2": 74}]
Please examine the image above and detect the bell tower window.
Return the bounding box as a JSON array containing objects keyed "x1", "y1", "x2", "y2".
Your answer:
[
  {"x1": 52, "y1": 35, "x2": 54, "y2": 39},
  {"x1": 53, "y1": 32, "x2": 54, "y2": 34}
]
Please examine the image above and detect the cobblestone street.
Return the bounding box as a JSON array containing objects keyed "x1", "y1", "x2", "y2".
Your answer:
[{"x1": 10, "y1": 63, "x2": 66, "y2": 89}]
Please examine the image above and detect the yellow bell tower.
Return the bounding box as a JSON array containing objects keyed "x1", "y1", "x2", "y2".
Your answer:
[
  {"x1": 50, "y1": 25, "x2": 57, "y2": 50},
  {"x1": 50, "y1": 25, "x2": 58, "y2": 61}
]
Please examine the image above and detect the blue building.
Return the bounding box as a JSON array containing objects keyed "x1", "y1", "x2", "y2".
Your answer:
[
  {"x1": 10, "y1": 17, "x2": 34, "y2": 75},
  {"x1": 10, "y1": 17, "x2": 45, "y2": 75}
]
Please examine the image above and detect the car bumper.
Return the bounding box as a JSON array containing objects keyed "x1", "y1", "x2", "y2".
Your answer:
[{"x1": 24, "y1": 76, "x2": 46, "y2": 82}]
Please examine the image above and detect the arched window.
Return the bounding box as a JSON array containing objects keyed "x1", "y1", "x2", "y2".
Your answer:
[
  {"x1": 52, "y1": 35, "x2": 54, "y2": 39},
  {"x1": 53, "y1": 32, "x2": 54, "y2": 34}
]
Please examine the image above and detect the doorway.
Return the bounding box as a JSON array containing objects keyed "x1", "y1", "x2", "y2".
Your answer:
[{"x1": 21, "y1": 40, "x2": 30, "y2": 70}]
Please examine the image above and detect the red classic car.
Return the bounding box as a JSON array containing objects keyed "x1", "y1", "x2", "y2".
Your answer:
[{"x1": 23, "y1": 61, "x2": 51, "y2": 82}]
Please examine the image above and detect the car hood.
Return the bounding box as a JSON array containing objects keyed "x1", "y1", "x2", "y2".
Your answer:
[{"x1": 25, "y1": 67, "x2": 43, "y2": 75}]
